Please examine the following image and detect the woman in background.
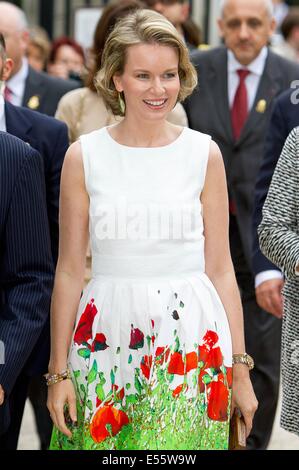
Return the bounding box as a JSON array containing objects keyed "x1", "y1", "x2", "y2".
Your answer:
[
  {"x1": 48, "y1": 36, "x2": 86, "y2": 85},
  {"x1": 259, "y1": 127, "x2": 299, "y2": 438}
]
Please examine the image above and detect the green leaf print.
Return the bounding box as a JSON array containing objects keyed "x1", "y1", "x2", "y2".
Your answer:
[
  {"x1": 174, "y1": 336, "x2": 180, "y2": 353},
  {"x1": 134, "y1": 375, "x2": 142, "y2": 395},
  {"x1": 110, "y1": 369, "x2": 115, "y2": 385},
  {"x1": 74, "y1": 370, "x2": 80, "y2": 379},
  {"x1": 202, "y1": 374, "x2": 212, "y2": 385},
  {"x1": 95, "y1": 384, "x2": 105, "y2": 402},
  {"x1": 128, "y1": 354, "x2": 133, "y2": 364},
  {"x1": 180, "y1": 301, "x2": 185, "y2": 308},
  {"x1": 126, "y1": 394, "x2": 138, "y2": 404},
  {"x1": 78, "y1": 348, "x2": 91, "y2": 359},
  {"x1": 98, "y1": 372, "x2": 106, "y2": 386},
  {"x1": 117, "y1": 347, "x2": 121, "y2": 355},
  {"x1": 86, "y1": 400, "x2": 93, "y2": 411},
  {"x1": 167, "y1": 373, "x2": 175, "y2": 384},
  {"x1": 126, "y1": 383, "x2": 131, "y2": 391},
  {"x1": 147, "y1": 335, "x2": 151, "y2": 350},
  {"x1": 87, "y1": 360, "x2": 98, "y2": 384}
]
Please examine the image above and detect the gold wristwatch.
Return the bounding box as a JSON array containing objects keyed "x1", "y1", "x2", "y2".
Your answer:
[{"x1": 232, "y1": 353, "x2": 254, "y2": 370}]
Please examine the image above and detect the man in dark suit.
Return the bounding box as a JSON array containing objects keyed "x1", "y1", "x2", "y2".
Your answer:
[
  {"x1": 184, "y1": 0, "x2": 299, "y2": 449},
  {"x1": 0, "y1": 1, "x2": 79, "y2": 116},
  {"x1": 252, "y1": 88, "x2": 299, "y2": 317},
  {"x1": 0, "y1": 132, "x2": 54, "y2": 438},
  {"x1": 0, "y1": 33, "x2": 68, "y2": 449}
]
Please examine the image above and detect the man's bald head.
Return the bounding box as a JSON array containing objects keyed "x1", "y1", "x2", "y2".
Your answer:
[
  {"x1": 220, "y1": 0, "x2": 274, "y2": 19},
  {"x1": 0, "y1": 2, "x2": 28, "y2": 30},
  {"x1": 218, "y1": 0, "x2": 276, "y2": 65},
  {"x1": 0, "y1": 2, "x2": 29, "y2": 76}
]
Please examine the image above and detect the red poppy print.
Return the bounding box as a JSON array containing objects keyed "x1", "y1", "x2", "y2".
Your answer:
[
  {"x1": 168, "y1": 352, "x2": 184, "y2": 375},
  {"x1": 198, "y1": 369, "x2": 206, "y2": 393},
  {"x1": 140, "y1": 355, "x2": 153, "y2": 380},
  {"x1": 129, "y1": 325, "x2": 144, "y2": 350},
  {"x1": 155, "y1": 346, "x2": 170, "y2": 365},
  {"x1": 203, "y1": 330, "x2": 219, "y2": 349},
  {"x1": 172, "y1": 383, "x2": 188, "y2": 398},
  {"x1": 91, "y1": 333, "x2": 109, "y2": 352},
  {"x1": 207, "y1": 381, "x2": 229, "y2": 422},
  {"x1": 218, "y1": 367, "x2": 233, "y2": 389},
  {"x1": 226, "y1": 367, "x2": 233, "y2": 388},
  {"x1": 167, "y1": 351, "x2": 198, "y2": 376},
  {"x1": 74, "y1": 299, "x2": 98, "y2": 346},
  {"x1": 112, "y1": 385, "x2": 125, "y2": 401},
  {"x1": 198, "y1": 344, "x2": 209, "y2": 363},
  {"x1": 205, "y1": 346, "x2": 223, "y2": 370},
  {"x1": 90, "y1": 405, "x2": 130, "y2": 443},
  {"x1": 186, "y1": 351, "x2": 198, "y2": 373},
  {"x1": 96, "y1": 397, "x2": 102, "y2": 408}
]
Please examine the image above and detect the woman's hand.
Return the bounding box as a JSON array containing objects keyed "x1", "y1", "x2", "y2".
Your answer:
[
  {"x1": 47, "y1": 379, "x2": 77, "y2": 438},
  {"x1": 231, "y1": 366, "x2": 259, "y2": 438}
]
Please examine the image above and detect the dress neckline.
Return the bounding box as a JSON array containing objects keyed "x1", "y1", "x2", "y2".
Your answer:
[{"x1": 104, "y1": 125, "x2": 186, "y2": 151}]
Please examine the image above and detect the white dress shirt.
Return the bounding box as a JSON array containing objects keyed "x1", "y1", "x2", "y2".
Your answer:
[
  {"x1": 228, "y1": 46, "x2": 268, "y2": 111},
  {"x1": 227, "y1": 47, "x2": 283, "y2": 288},
  {"x1": 6, "y1": 58, "x2": 29, "y2": 107},
  {"x1": 0, "y1": 92, "x2": 6, "y2": 132}
]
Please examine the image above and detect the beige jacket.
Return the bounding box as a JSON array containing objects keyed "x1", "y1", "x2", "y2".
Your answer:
[{"x1": 55, "y1": 87, "x2": 189, "y2": 144}]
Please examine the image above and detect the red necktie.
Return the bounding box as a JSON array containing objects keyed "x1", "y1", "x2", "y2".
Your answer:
[
  {"x1": 231, "y1": 69, "x2": 250, "y2": 141},
  {"x1": 4, "y1": 86, "x2": 12, "y2": 102}
]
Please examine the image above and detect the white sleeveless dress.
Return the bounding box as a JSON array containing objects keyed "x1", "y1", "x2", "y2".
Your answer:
[{"x1": 50, "y1": 126, "x2": 232, "y2": 450}]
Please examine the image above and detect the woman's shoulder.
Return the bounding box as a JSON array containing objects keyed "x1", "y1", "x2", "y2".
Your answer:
[
  {"x1": 283, "y1": 126, "x2": 299, "y2": 154},
  {"x1": 79, "y1": 127, "x2": 109, "y2": 147},
  {"x1": 183, "y1": 127, "x2": 212, "y2": 142}
]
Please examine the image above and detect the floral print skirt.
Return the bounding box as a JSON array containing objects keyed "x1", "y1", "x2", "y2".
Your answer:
[{"x1": 50, "y1": 273, "x2": 232, "y2": 450}]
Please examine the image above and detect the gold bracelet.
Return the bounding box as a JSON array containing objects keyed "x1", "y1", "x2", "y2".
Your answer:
[{"x1": 44, "y1": 369, "x2": 71, "y2": 386}]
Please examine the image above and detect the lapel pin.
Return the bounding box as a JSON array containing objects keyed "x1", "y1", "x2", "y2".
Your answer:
[
  {"x1": 27, "y1": 95, "x2": 40, "y2": 110},
  {"x1": 256, "y1": 99, "x2": 267, "y2": 113}
]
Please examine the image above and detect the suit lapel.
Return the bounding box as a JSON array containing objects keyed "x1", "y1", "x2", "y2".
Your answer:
[
  {"x1": 5, "y1": 102, "x2": 35, "y2": 147},
  {"x1": 238, "y1": 51, "x2": 282, "y2": 145},
  {"x1": 22, "y1": 67, "x2": 43, "y2": 111},
  {"x1": 208, "y1": 49, "x2": 234, "y2": 144}
]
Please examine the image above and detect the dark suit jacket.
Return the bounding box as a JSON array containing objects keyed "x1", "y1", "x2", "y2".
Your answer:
[
  {"x1": 5, "y1": 102, "x2": 69, "y2": 377},
  {"x1": 184, "y1": 47, "x2": 299, "y2": 269},
  {"x1": 5, "y1": 102, "x2": 69, "y2": 264},
  {"x1": 22, "y1": 66, "x2": 79, "y2": 117},
  {"x1": 0, "y1": 132, "x2": 54, "y2": 434},
  {"x1": 252, "y1": 88, "x2": 299, "y2": 275}
]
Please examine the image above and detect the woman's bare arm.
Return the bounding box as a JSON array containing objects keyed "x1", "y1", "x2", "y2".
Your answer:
[
  {"x1": 202, "y1": 140, "x2": 245, "y2": 358},
  {"x1": 202, "y1": 140, "x2": 258, "y2": 434},
  {"x1": 48, "y1": 140, "x2": 89, "y2": 374}
]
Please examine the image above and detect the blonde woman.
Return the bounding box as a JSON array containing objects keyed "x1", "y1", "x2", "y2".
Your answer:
[
  {"x1": 55, "y1": 0, "x2": 188, "y2": 145},
  {"x1": 47, "y1": 10, "x2": 257, "y2": 450}
]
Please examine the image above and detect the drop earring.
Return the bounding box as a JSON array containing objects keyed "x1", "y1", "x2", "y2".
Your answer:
[{"x1": 118, "y1": 92, "x2": 126, "y2": 115}]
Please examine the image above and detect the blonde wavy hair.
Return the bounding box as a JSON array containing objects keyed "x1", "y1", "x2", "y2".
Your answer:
[{"x1": 95, "y1": 8, "x2": 198, "y2": 116}]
